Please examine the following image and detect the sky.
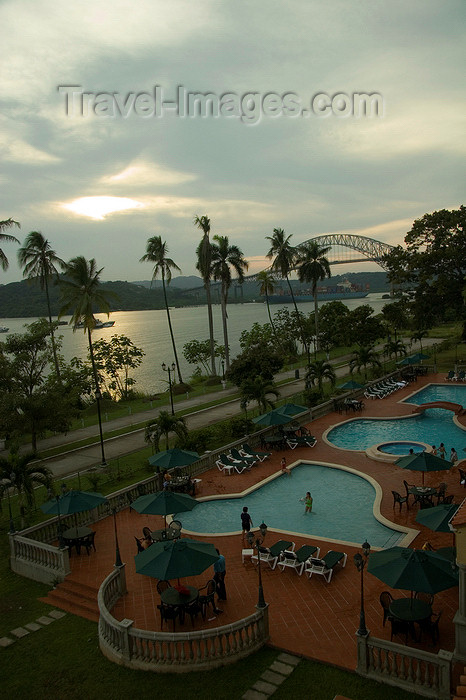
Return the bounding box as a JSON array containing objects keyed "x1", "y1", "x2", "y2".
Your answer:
[{"x1": 1, "y1": 0, "x2": 464, "y2": 284}]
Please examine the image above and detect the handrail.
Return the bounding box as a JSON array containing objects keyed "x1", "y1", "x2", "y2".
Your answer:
[
  {"x1": 356, "y1": 633, "x2": 452, "y2": 699},
  {"x1": 98, "y1": 566, "x2": 269, "y2": 672}
]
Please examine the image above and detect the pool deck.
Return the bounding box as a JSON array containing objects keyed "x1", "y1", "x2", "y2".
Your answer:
[{"x1": 41, "y1": 373, "x2": 466, "y2": 672}]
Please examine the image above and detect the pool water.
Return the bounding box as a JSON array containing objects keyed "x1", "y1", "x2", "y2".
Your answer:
[
  {"x1": 378, "y1": 442, "x2": 425, "y2": 455},
  {"x1": 404, "y1": 383, "x2": 466, "y2": 406},
  {"x1": 179, "y1": 464, "x2": 403, "y2": 548}
]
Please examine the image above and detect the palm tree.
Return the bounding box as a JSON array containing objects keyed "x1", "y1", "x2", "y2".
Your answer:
[
  {"x1": 140, "y1": 236, "x2": 183, "y2": 383},
  {"x1": 0, "y1": 218, "x2": 20, "y2": 270},
  {"x1": 305, "y1": 359, "x2": 336, "y2": 395},
  {"x1": 257, "y1": 269, "x2": 278, "y2": 337},
  {"x1": 194, "y1": 215, "x2": 216, "y2": 375},
  {"x1": 18, "y1": 231, "x2": 65, "y2": 378},
  {"x1": 239, "y1": 376, "x2": 279, "y2": 414},
  {"x1": 265, "y1": 227, "x2": 308, "y2": 360},
  {"x1": 411, "y1": 329, "x2": 428, "y2": 354},
  {"x1": 58, "y1": 256, "x2": 115, "y2": 465},
  {"x1": 144, "y1": 410, "x2": 188, "y2": 451},
  {"x1": 0, "y1": 450, "x2": 52, "y2": 529},
  {"x1": 384, "y1": 338, "x2": 407, "y2": 363},
  {"x1": 296, "y1": 241, "x2": 331, "y2": 350},
  {"x1": 350, "y1": 345, "x2": 382, "y2": 381},
  {"x1": 211, "y1": 235, "x2": 248, "y2": 370}
]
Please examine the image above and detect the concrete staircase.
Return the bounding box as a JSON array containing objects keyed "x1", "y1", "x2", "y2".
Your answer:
[
  {"x1": 454, "y1": 667, "x2": 466, "y2": 699},
  {"x1": 39, "y1": 579, "x2": 99, "y2": 622}
]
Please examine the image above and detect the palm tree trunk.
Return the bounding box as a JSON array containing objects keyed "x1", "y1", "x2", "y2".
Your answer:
[
  {"x1": 286, "y1": 274, "x2": 309, "y2": 365},
  {"x1": 205, "y1": 281, "x2": 216, "y2": 375},
  {"x1": 162, "y1": 274, "x2": 183, "y2": 383},
  {"x1": 45, "y1": 277, "x2": 61, "y2": 379},
  {"x1": 221, "y1": 285, "x2": 230, "y2": 370},
  {"x1": 265, "y1": 290, "x2": 277, "y2": 338},
  {"x1": 88, "y1": 328, "x2": 107, "y2": 465}
]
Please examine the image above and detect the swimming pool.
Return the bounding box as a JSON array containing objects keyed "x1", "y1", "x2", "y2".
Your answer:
[
  {"x1": 378, "y1": 442, "x2": 425, "y2": 455},
  {"x1": 179, "y1": 464, "x2": 409, "y2": 548},
  {"x1": 327, "y1": 383, "x2": 466, "y2": 452}
]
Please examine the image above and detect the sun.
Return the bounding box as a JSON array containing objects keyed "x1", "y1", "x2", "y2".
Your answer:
[{"x1": 62, "y1": 196, "x2": 144, "y2": 220}]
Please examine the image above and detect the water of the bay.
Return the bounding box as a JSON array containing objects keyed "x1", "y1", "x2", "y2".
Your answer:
[{"x1": 0, "y1": 293, "x2": 392, "y2": 393}]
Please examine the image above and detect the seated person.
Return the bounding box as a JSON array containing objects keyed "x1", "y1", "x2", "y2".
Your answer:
[{"x1": 162, "y1": 469, "x2": 172, "y2": 489}]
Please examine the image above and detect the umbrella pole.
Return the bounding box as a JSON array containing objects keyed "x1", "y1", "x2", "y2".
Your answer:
[{"x1": 74, "y1": 512, "x2": 79, "y2": 537}]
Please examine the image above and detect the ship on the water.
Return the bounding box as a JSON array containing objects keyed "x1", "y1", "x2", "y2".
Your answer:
[{"x1": 267, "y1": 279, "x2": 369, "y2": 304}]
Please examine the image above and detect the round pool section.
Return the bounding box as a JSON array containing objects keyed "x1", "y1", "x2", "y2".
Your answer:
[
  {"x1": 378, "y1": 442, "x2": 425, "y2": 456},
  {"x1": 365, "y1": 440, "x2": 431, "y2": 463}
]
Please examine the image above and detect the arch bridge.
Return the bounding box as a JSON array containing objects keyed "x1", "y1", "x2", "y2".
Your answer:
[{"x1": 412, "y1": 401, "x2": 465, "y2": 416}]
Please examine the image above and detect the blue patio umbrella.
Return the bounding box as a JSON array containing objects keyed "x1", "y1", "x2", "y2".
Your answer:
[
  {"x1": 131, "y1": 490, "x2": 198, "y2": 528},
  {"x1": 410, "y1": 352, "x2": 430, "y2": 362},
  {"x1": 148, "y1": 448, "x2": 200, "y2": 471},
  {"x1": 337, "y1": 380, "x2": 364, "y2": 390},
  {"x1": 253, "y1": 410, "x2": 292, "y2": 427},
  {"x1": 397, "y1": 355, "x2": 419, "y2": 366},
  {"x1": 275, "y1": 403, "x2": 308, "y2": 417}
]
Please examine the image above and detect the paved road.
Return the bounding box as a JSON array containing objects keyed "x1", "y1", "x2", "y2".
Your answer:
[{"x1": 7, "y1": 338, "x2": 441, "y2": 479}]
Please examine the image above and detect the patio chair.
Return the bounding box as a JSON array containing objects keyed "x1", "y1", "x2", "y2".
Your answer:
[
  {"x1": 168, "y1": 519, "x2": 182, "y2": 539},
  {"x1": 157, "y1": 602, "x2": 180, "y2": 631},
  {"x1": 414, "y1": 591, "x2": 434, "y2": 606},
  {"x1": 459, "y1": 468, "x2": 466, "y2": 487},
  {"x1": 435, "y1": 483, "x2": 447, "y2": 505},
  {"x1": 442, "y1": 494, "x2": 455, "y2": 505},
  {"x1": 304, "y1": 550, "x2": 347, "y2": 583},
  {"x1": 286, "y1": 435, "x2": 317, "y2": 449},
  {"x1": 82, "y1": 530, "x2": 96, "y2": 555},
  {"x1": 403, "y1": 480, "x2": 419, "y2": 506},
  {"x1": 220, "y1": 453, "x2": 250, "y2": 471},
  {"x1": 390, "y1": 616, "x2": 411, "y2": 644},
  {"x1": 185, "y1": 598, "x2": 203, "y2": 626},
  {"x1": 277, "y1": 544, "x2": 320, "y2": 575},
  {"x1": 134, "y1": 536, "x2": 144, "y2": 553},
  {"x1": 240, "y1": 443, "x2": 271, "y2": 461},
  {"x1": 198, "y1": 579, "x2": 218, "y2": 617},
  {"x1": 419, "y1": 610, "x2": 442, "y2": 646},
  {"x1": 445, "y1": 370, "x2": 455, "y2": 381},
  {"x1": 392, "y1": 490, "x2": 408, "y2": 512},
  {"x1": 142, "y1": 526, "x2": 152, "y2": 540},
  {"x1": 216, "y1": 459, "x2": 234, "y2": 475},
  {"x1": 458, "y1": 370, "x2": 466, "y2": 381},
  {"x1": 251, "y1": 541, "x2": 295, "y2": 570},
  {"x1": 156, "y1": 579, "x2": 171, "y2": 595},
  {"x1": 230, "y1": 448, "x2": 257, "y2": 466},
  {"x1": 379, "y1": 591, "x2": 393, "y2": 626}
]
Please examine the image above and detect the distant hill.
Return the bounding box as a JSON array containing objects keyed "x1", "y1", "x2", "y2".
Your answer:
[{"x1": 0, "y1": 271, "x2": 390, "y2": 318}]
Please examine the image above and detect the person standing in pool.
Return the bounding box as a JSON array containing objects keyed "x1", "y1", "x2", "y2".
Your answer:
[
  {"x1": 439, "y1": 443, "x2": 446, "y2": 459},
  {"x1": 432, "y1": 445, "x2": 437, "y2": 455},
  {"x1": 241, "y1": 506, "x2": 253, "y2": 541},
  {"x1": 450, "y1": 447, "x2": 458, "y2": 463},
  {"x1": 304, "y1": 491, "x2": 313, "y2": 513}
]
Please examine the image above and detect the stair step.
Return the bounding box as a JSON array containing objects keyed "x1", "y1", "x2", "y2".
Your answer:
[
  {"x1": 39, "y1": 577, "x2": 100, "y2": 623},
  {"x1": 56, "y1": 579, "x2": 98, "y2": 597}
]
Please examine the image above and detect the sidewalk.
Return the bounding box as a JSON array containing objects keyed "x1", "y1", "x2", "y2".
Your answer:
[{"x1": 8, "y1": 338, "x2": 440, "y2": 479}]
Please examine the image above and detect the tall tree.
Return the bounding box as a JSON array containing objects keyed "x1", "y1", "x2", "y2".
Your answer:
[
  {"x1": 0, "y1": 218, "x2": 20, "y2": 270},
  {"x1": 140, "y1": 235, "x2": 183, "y2": 383},
  {"x1": 59, "y1": 256, "x2": 115, "y2": 465},
  {"x1": 210, "y1": 235, "x2": 248, "y2": 370},
  {"x1": 265, "y1": 227, "x2": 308, "y2": 360},
  {"x1": 0, "y1": 451, "x2": 52, "y2": 528},
  {"x1": 239, "y1": 376, "x2": 279, "y2": 414},
  {"x1": 296, "y1": 241, "x2": 331, "y2": 350},
  {"x1": 257, "y1": 269, "x2": 278, "y2": 338},
  {"x1": 144, "y1": 410, "x2": 188, "y2": 452},
  {"x1": 194, "y1": 215, "x2": 216, "y2": 375},
  {"x1": 92, "y1": 334, "x2": 145, "y2": 400},
  {"x1": 305, "y1": 358, "x2": 336, "y2": 395},
  {"x1": 350, "y1": 345, "x2": 381, "y2": 381},
  {"x1": 17, "y1": 231, "x2": 65, "y2": 378}
]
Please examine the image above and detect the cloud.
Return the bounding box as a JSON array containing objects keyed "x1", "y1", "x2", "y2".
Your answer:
[
  {"x1": 100, "y1": 160, "x2": 197, "y2": 187},
  {"x1": 61, "y1": 196, "x2": 144, "y2": 219}
]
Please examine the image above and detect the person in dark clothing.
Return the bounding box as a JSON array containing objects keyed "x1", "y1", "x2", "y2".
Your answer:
[
  {"x1": 241, "y1": 506, "x2": 253, "y2": 541},
  {"x1": 213, "y1": 548, "x2": 227, "y2": 601}
]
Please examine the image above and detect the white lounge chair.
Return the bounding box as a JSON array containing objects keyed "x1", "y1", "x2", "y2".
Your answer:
[
  {"x1": 216, "y1": 460, "x2": 234, "y2": 476},
  {"x1": 251, "y1": 540, "x2": 295, "y2": 570},
  {"x1": 240, "y1": 443, "x2": 271, "y2": 461},
  {"x1": 304, "y1": 550, "x2": 347, "y2": 583},
  {"x1": 277, "y1": 544, "x2": 320, "y2": 575}
]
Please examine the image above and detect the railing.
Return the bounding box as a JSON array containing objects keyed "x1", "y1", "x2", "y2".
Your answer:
[
  {"x1": 9, "y1": 533, "x2": 71, "y2": 585},
  {"x1": 98, "y1": 565, "x2": 269, "y2": 672},
  {"x1": 356, "y1": 633, "x2": 452, "y2": 699}
]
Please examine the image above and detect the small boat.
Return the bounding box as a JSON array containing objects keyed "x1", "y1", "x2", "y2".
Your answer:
[
  {"x1": 74, "y1": 318, "x2": 115, "y2": 329},
  {"x1": 0, "y1": 326, "x2": 9, "y2": 333}
]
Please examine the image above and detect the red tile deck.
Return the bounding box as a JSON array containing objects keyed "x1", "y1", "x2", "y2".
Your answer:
[{"x1": 43, "y1": 373, "x2": 466, "y2": 671}]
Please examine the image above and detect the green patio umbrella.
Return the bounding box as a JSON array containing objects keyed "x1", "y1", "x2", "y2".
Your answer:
[
  {"x1": 415, "y1": 503, "x2": 459, "y2": 533},
  {"x1": 395, "y1": 451, "x2": 452, "y2": 485},
  {"x1": 131, "y1": 490, "x2": 198, "y2": 528},
  {"x1": 410, "y1": 352, "x2": 430, "y2": 362},
  {"x1": 367, "y1": 546, "x2": 458, "y2": 595},
  {"x1": 275, "y1": 403, "x2": 308, "y2": 417},
  {"x1": 148, "y1": 448, "x2": 200, "y2": 471},
  {"x1": 337, "y1": 380, "x2": 364, "y2": 390},
  {"x1": 253, "y1": 409, "x2": 292, "y2": 427},
  {"x1": 135, "y1": 537, "x2": 219, "y2": 581},
  {"x1": 41, "y1": 490, "x2": 109, "y2": 537},
  {"x1": 397, "y1": 355, "x2": 419, "y2": 366}
]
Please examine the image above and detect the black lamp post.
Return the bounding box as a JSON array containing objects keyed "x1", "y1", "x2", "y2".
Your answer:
[
  {"x1": 49, "y1": 488, "x2": 65, "y2": 549},
  {"x1": 221, "y1": 359, "x2": 225, "y2": 381},
  {"x1": 354, "y1": 540, "x2": 371, "y2": 636},
  {"x1": 112, "y1": 507, "x2": 123, "y2": 567},
  {"x1": 247, "y1": 521, "x2": 268, "y2": 608},
  {"x1": 162, "y1": 362, "x2": 176, "y2": 415}
]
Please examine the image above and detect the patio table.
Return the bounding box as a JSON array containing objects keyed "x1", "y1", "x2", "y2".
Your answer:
[
  {"x1": 264, "y1": 434, "x2": 286, "y2": 449},
  {"x1": 160, "y1": 584, "x2": 198, "y2": 608},
  {"x1": 62, "y1": 526, "x2": 93, "y2": 555},
  {"x1": 408, "y1": 486, "x2": 437, "y2": 508},
  {"x1": 150, "y1": 528, "x2": 178, "y2": 542},
  {"x1": 389, "y1": 598, "x2": 432, "y2": 623}
]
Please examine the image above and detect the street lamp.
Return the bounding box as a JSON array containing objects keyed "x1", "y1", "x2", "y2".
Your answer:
[
  {"x1": 49, "y1": 488, "x2": 65, "y2": 549},
  {"x1": 112, "y1": 507, "x2": 123, "y2": 567},
  {"x1": 354, "y1": 539, "x2": 371, "y2": 636},
  {"x1": 221, "y1": 359, "x2": 225, "y2": 381},
  {"x1": 247, "y1": 521, "x2": 268, "y2": 608},
  {"x1": 162, "y1": 362, "x2": 176, "y2": 415}
]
